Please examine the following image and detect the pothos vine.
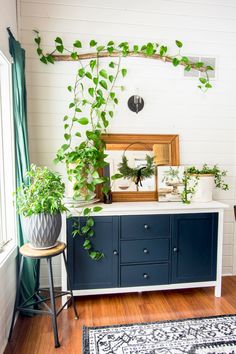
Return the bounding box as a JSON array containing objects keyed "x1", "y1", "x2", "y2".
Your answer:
[{"x1": 34, "y1": 30, "x2": 214, "y2": 260}]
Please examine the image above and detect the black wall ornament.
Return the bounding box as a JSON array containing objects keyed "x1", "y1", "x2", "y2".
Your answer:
[{"x1": 128, "y1": 95, "x2": 144, "y2": 114}]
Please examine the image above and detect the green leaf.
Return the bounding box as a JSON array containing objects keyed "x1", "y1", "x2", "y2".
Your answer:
[
  {"x1": 55, "y1": 37, "x2": 63, "y2": 44},
  {"x1": 75, "y1": 107, "x2": 82, "y2": 113},
  {"x1": 99, "y1": 80, "x2": 108, "y2": 90},
  {"x1": 63, "y1": 115, "x2": 69, "y2": 121},
  {"x1": 56, "y1": 45, "x2": 64, "y2": 53},
  {"x1": 64, "y1": 124, "x2": 69, "y2": 129},
  {"x1": 181, "y1": 56, "x2": 189, "y2": 64},
  {"x1": 73, "y1": 40, "x2": 82, "y2": 48},
  {"x1": 67, "y1": 85, "x2": 72, "y2": 92},
  {"x1": 90, "y1": 59, "x2": 96, "y2": 71},
  {"x1": 78, "y1": 68, "x2": 85, "y2": 77},
  {"x1": 83, "y1": 239, "x2": 91, "y2": 250},
  {"x1": 109, "y1": 111, "x2": 114, "y2": 118},
  {"x1": 175, "y1": 40, "x2": 183, "y2": 48},
  {"x1": 88, "y1": 87, "x2": 94, "y2": 97},
  {"x1": 109, "y1": 61, "x2": 115, "y2": 68},
  {"x1": 107, "y1": 46, "x2": 114, "y2": 54},
  {"x1": 90, "y1": 40, "x2": 97, "y2": 47},
  {"x1": 88, "y1": 229, "x2": 94, "y2": 237},
  {"x1": 47, "y1": 55, "x2": 54, "y2": 64},
  {"x1": 64, "y1": 133, "x2": 71, "y2": 141},
  {"x1": 87, "y1": 217, "x2": 94, "y2": 227},
  {"x1": 83, "y1": 207, "x2": 91, "y2": 216},
  {"x1": 159, "y1": 45, "x2": 167, "y2": 57},
  {"x1": 206, "y1": 65, "x2": 214, "y2": 71},
  {"x1": 114, "y1": 98, "x2": 118, "y2": 104},
  {"x1": 133, "y1": 45, "x2": 139, "y2": 53},
  {"x1": 121, "y1": 68, "x2": 127, "y2": 77},
  {"x1": 61, "y1": 144, "x2": 70, "y2": 151},
  {"x1": 110, "y1": 92, "x2": 115, "y2": 100},
  {"x1": 34, "y1": 37, "x2": 41, "y2": 45},
  {"x1": 111, "y1": 173, "x2": 123, "y2": 180},
  {"x1": 99, "y1": 69, "x2": 108, "y2": 79},
  {"x1": 141, "y1": 45, "x2": 147, "y2": 51},
  {"x1": 71, "y1": 52, "x2": 78, "y2": 60},
  {"x1": 93, "y1": 206, "x2": 102, "y2": 212},
  {"x1": 107, "y1": 40, "x2": 114, "y2": 46},
  {"x1": 146, "y1": 42, "x2": 154, "y2": 56},
  {"x1": 69, "y1": 102, "x2": 75, "y2": 108},
  {"x1": 37, "y1": 48, "x2": 42, "y2": 56},
  {"x1": 109, "y1": 75, "x2": 114, "y2": 83},
  {"x1": 172, "y1": 58, "x2": 180, "y2": 67},
  {"x1": 40, "y1": 56, "x2": 48, "y2": 64},
  {"x1": 199, "y1": 77, "x2": 207, "y2": 84},
  {"x1": 75, "y1": 132, "x2": 81, "y2": 137},
  {"x1": 185, "y1": 65, "x2": 191, "y2": 72},
  {"x1": 97, "y1": 45, "x2": 105, "y2": 52},
  {"x1": 195, "y1": 62, "x2": 204, "y2": 68},
  {"x1": 78, "y1": 117, "x2": 89, "y2": 125},
  {"x1": 85, "y1": 72, "x2": 92, "y2": 80},
  {"x1": 93, "y1": 77, "x2": 98, "y2": 85},
  {"x1": 97, "y1": 89, "x2": 103, "y2": 97},
  {"x1": 205, "y1": 82, "x2": 212, "y2": 88}
]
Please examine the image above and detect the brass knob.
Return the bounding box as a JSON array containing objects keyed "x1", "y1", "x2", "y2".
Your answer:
[
  {"x1": 143, "y1": 273, "x2": 149, "y2": 279},
  {"x1": 144, "y1": 224, "x2": 150, "y2": 230},
  {"x1": 173, "y1": 247, "x2": 178, "y2": 252},
  {"x1": 143, "y1": 248, "x2": 148, "y2": 254},
  {"x1": 113, "y1": 250, "x2": 118, "y2": 255}
]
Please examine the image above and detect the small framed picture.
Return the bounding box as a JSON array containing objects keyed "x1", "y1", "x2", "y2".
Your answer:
[{"x1": 157, "y1": 166, "x2": 184, "y2": 202}]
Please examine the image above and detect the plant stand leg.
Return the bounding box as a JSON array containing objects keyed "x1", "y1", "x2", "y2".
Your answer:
[{"x1": 47, "y1": 257, "x2": 60, "y2": 348}]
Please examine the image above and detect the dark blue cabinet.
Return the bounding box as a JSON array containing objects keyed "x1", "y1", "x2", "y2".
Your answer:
[
  {"x1": 171, "y1": 213, "x2": 218, "y2": 283},
  {"x1": 67, "y1": 216, "x2": 119, "y2": 290},
  {"x1": 66, "y1": 212, "x2": 218, "y2": 291}
]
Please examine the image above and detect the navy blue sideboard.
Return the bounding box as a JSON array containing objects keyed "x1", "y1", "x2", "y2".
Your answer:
[{"x1": 67, "y1": 213, "x2": 218, "y2": 291}]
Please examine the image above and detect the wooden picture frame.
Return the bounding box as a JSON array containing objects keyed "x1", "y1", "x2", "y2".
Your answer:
[{"x1": 98, "y1": 134, "x2": 180, "y2": 202}]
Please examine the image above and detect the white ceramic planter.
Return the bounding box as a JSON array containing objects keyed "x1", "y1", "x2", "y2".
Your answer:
[{"x1": 191, "y1": 175, "x2": 215, "y2": 203}]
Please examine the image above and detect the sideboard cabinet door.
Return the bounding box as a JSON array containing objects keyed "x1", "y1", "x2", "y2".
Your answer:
[
  {"x1": 67, "y1": 216, "x2": 119, "y2": 290},
  {"x1": 171, "y1": 213, "x2": 218, "y2": 284}
]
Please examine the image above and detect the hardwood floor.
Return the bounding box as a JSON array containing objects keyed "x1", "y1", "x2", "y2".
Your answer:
[{"x1": 5, "y1": 276, "x2": 236, "y2": 354}]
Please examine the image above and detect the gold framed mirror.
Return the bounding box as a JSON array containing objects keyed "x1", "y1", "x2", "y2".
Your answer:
[{"x1": 99, "y1": 134, "x2": 180, "y2": 202}]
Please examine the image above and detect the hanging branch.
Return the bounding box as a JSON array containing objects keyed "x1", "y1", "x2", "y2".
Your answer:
[{"x1": 34, "y1": 30, "x2": 214, "y2": 91}]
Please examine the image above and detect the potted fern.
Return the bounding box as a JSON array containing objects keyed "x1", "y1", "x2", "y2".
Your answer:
[{"x1": 16, "y1": 165, "x2": 67, "y2": 249}]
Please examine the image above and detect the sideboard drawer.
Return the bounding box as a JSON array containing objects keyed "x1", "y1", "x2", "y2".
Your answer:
[
  {"x1": 121, "y1": 215, "x2": 170, "y2": 239},
  {"x1": 121, "y1": 263, "x2": 169, "y2": 287},
  {"x1": 121, "y1": 239, "x2": 169, "y2": 264}
]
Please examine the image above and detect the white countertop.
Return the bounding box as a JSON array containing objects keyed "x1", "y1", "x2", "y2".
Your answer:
[{"x1": 67, "y1": 201, "x2": 229, "y2": 217}]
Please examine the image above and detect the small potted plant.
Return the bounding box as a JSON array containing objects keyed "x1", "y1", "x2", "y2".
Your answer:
[
  {"x1": 16, "y1": 164, "x2": 67, "y2": 249},
  {"x1": 182, "y1": 164, "x2": 229, "y2": 204}
]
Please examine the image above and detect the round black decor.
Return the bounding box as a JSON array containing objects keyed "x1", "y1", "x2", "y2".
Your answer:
[{"x1": 127, "y1": 95, "x2": 144, "y2": 114}]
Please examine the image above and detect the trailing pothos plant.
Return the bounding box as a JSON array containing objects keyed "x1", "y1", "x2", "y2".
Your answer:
[
  {"x1": 181, "y1": 164, "x2": 229, "y2": 204},
  {"x1": 33, "y1": 30, "x2": 214, "y2": 260}
]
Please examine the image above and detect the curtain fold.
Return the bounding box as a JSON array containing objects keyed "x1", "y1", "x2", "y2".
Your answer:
[{"x1": 8, "y1": 28, "x2": 38, "y2": 304}]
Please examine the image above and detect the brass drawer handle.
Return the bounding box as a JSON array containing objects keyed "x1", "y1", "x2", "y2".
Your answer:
[
  {"x1": 143, "y1": 273, "x2": 149, "y2": 279},
  {"x1": 143, "y1": 248, "x2": 149, "y2": 254},
  {"x1": 144, "y1": 224, "x2": 150, "y2": 230},
  {"x1": 173, "y1": 247, "x2": 178, "y2": 252},
  {"x1": 113, "y1": 250, "x2": 118, "y2": 255}
]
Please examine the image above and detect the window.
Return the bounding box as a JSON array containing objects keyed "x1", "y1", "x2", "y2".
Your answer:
[{"x1": 0, "y1": 50, "x2": 16, "y2": 254}]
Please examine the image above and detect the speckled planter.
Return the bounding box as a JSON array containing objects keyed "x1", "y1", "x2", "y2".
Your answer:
[{"x1": 23, "y1": 213, "x2": 62, "y2": 249}]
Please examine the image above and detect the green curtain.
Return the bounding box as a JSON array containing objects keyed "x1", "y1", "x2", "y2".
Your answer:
[{"x1": 8, "y1": 28, "x2": 38, "y2": 304}]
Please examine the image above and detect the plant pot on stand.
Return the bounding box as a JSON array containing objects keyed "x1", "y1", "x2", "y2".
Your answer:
[{"x1": 23, "y1": 212, "x2": 62, "y2": 249}]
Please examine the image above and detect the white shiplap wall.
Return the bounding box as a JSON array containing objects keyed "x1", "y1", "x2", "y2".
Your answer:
[{"x1": 19, "y1": 0, "x2": 236, "y2": 286}]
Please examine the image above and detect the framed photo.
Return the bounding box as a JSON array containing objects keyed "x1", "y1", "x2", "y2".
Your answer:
[{"x1": 157, "y1": 166, "x2": 184, "y2": 202}]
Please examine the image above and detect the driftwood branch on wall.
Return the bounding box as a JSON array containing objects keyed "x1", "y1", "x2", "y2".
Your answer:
[{"x1": 51, "y1": 51, "x2": 207, "y2": 73}]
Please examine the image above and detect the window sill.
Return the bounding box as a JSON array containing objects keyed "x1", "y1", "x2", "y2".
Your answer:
[{"x1": 0, "y1": 240, "x2": 17, "y2": 269}]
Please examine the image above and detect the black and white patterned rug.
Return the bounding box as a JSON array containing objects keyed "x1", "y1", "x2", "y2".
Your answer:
[{"x1": 83, "y1": 314, "x2": 236, "y2": 353}]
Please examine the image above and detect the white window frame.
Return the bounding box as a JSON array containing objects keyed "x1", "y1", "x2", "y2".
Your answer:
[{"x1": 0, "y1": 49, "x2": 17, "y2": 265}]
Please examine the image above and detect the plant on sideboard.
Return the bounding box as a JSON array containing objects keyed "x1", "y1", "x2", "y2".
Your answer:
[
  {"x1": 181, "y1": 164, "x2": 229, "y2": 204},
  {"x1": 33, "y1": 31, "x2": 215, "y2": 259},
  {"x1": 16, "y1": 164, "x2": 67, "y2": 249}
]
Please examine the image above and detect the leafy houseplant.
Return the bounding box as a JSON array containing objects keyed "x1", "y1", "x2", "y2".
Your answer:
[
  {"x1": 16, "y1": 165, "x2": 67, "y2": 249},
  {"x1": 181, "y1": 164, "x2": 229, "y2": 204}
]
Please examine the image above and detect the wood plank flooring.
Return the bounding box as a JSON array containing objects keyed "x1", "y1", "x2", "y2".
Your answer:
[{"x1": 5, "y1": 276, "x2": 236, "y2": 354}]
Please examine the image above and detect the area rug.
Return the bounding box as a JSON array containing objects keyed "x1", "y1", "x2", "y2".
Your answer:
[{"x1": 83, "y1": 314, "x2": 236, "y2": 353}]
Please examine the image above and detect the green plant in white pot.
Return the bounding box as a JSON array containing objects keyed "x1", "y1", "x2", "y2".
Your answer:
[
  {"x1": 16, "y1": 165, "x2": 67, "y2": 249},
  {"x1": 181, "y1": 164, "x2": 229, "y2": 204}
]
